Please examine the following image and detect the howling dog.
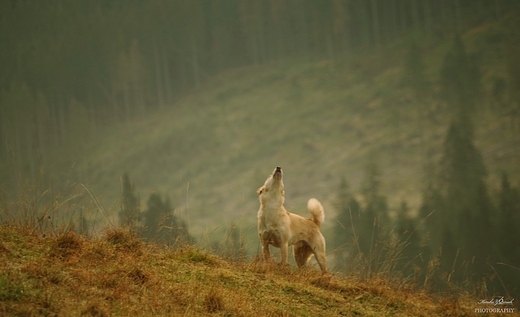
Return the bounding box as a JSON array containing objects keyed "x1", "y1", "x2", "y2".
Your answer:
[{"x1": 257, "y1": 167, "x2": 327, "y2": 274}]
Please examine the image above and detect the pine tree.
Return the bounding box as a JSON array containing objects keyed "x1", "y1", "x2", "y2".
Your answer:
[
  {"x1": 440, "y1": 225, "x2": 458, "y2": 281},
  {"x1": 143, "y1": 192, "x2": 193, "y2": 246},
  {"x1": 439, "y1": 34, "x2": 482, "y2": 116},
  {"x1": 497, "y1": 173, "x2": 520, "y2": 265},
  {"x1": 418, "y1": 172, "x2": 446, "y2": 287},
  {"x1": 418, "y1": 157, "x2": 443, "y2": 235},
  {"x1": 361, "y1": 161, "x2": 389, "y2": 227},
  {"x1": 396, "y1": 200, "x2": 424, "y2": 276},
  {"x1": 359, "y1": 161, "x2": 389, "y2": 262},
  {"x1": 419, "y1": 178, "x2": 445, "y2": 249},
  {"x1": 119, "y1": 173, "x2": 140, "y2": 229},
  {"x1": 496, "y1": 172, "x2": 520, "y2": 299},
  {"x1": 332, "y1": 177, "x2": 361, "y2": 268},
  {"x1": 439, "y1": 113, "x2": 493, "y2": 278},
  {"x1": 143, "y1": 192, "x2": 173, "y2": 243},
  {"x1": 424, "y1": 37, "x2": 490, "y2": 285}
]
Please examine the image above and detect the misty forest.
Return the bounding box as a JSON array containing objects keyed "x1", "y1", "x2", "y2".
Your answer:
[{"x1": 1, "y1": 0, "x2": 520, "y2": 300}]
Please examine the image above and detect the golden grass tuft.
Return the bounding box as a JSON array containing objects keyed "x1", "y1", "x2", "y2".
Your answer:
[
  {"x1": 0, "y1": 240, "x2": 9, "y2": 256},
  {"x1": 127, "y1": 267, "x2": 150, "y2": 285},
  {"x1": 102, "y1": 227, "x2": 143, "y2": 254},
  {"x1": 81, "y1": 302, "x2": 109, "y2": 317},
  {"x1": 50, "y1": 231, "x2": 83, "y2": 259},
  {"x1": 203, "y1": 288, "x2": 224, "y2": 313}
]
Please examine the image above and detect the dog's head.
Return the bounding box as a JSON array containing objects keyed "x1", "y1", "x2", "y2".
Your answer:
[{"x1": 257, "y1": 167, "x2": 285, "y2": 206}]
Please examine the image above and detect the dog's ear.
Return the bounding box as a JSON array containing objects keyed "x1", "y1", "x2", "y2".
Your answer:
[{"x1": 257, "y1": 186, "x2": 264, "y2": 195}]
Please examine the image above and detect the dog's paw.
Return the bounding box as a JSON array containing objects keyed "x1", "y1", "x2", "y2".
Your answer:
[
  {"x1": 274, "y1": 262, "x2": 292, "y2": 273},
  {"x1": 310, "y1": 274, "x2": 332, "y2": 288}
]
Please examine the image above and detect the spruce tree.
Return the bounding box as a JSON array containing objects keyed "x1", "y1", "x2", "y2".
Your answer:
[
  {"x1": 440, "y1": 226, "x2": 458, "y2": 281},
  {"x1": 396, "y1": 200, "x2": 424, "y2": 276},
  {"x1": 143, "y1": 192, "x2": 175, "y2": 244},
  {"x1": 358, "y1": 161, "x2": 389, "y2": 268},
  {"x1": 426, "y1": 35, "x2": 491, "y2": 285},
  {"x1": 119, "y1": 173, "x2": 140, "y2": 228},
  {"x1": 143, "y1": 192, "x2": 193, "y2": 246},
  {"x1": 361, "y1": 161, "x2": 389, "y2": 231},
  {"x1": 439, "y1": 34, "x2": 482, "y2": 116},
  {"x1": 496, "y1": 173, "x2": 520, "y2": 299},
  {"x1": 439, "y1": 113, "x2": 493, "y2": 277},
  {"x1": 418, "y1": 157, "x2": 445, "y2": 251},
  {"x1": 419, "y1": 178, "x2": 445, "y2": 249},
  {"x1": 497, "y1": 173, "x2": 520, "y2": 265},
  {"x1": 417, "y1": 175, "x2": 445, "y2": 284},
  {"x1": 332, "y1": 177, "x2": 361, "y2": 268}
]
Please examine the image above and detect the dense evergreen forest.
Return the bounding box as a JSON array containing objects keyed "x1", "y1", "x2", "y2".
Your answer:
[{"x1": 1, "y1": 0, "x2": 520, "y2": 300}]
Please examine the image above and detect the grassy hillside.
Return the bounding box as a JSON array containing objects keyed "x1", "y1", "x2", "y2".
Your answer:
[
  {"x1": 0, "y1": 225, "x2": 494, "y2": 316},
  {"x1": 6, "y1": 13, "x2": 520, "y2": 249}
]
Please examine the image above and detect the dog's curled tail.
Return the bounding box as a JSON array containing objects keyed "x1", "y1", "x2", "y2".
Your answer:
[{"x1": 307, "y1": 198, "x2": 325, "y2": 227}]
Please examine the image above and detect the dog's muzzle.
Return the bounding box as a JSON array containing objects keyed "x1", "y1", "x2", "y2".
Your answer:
[{"x1": 273, "y1": 166, "x2": 283, "y2": 179}]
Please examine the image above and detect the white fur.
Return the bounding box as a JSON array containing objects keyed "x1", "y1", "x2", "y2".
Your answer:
[{"x1": 307, "y1": 198, "x2": 324, "y2": 227}]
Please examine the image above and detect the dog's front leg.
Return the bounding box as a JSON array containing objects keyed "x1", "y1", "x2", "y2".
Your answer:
[
  {"x1": 262, "y1": 243, "x2": 271, "y2": 263},
  {"x1": 280, "y1": 243, "x2": 289, "y2": 265}
]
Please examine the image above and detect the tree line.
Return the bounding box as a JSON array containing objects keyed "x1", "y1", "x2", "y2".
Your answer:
[
  {"x1": 2, "y1": 0, "x2": 519, "y2": 174},
  {"x1": 113, "y1": 173, "x2": 193, "y2": 246},
  {"x1": 332, "y1": 35, "x2": 520, "y2": 297},
  {"x1": 113, "y1": 173, "x2": 245, "y2": 261}
]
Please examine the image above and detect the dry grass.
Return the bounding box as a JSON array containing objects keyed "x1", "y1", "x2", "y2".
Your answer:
[{"x1": 0, "y1": 225, "x2": 503, "y2": 317}]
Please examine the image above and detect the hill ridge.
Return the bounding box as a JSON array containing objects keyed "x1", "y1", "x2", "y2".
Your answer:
[{"x1": 0, "y1": 226, "x2": 487, "y2": 316}]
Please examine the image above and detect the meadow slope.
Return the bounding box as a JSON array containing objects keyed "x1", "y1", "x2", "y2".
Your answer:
[{"x1": 0, "y1": 226, "x2": 498, "y2": 317}]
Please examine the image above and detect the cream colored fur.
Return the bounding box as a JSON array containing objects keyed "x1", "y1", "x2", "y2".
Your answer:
[{"x1": 257, "y1": 167, "x2": 327, "y2": 274}]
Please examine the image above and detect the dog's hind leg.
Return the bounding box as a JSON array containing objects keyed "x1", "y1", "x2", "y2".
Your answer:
[
  {"x1": 314, "y1": 250, "x2": 328, "y2": 274},
  {"x1": 294, "y1": 241, "x2": 313, "y2": 268},
  {"x1": 280, "y1": 243, "x2": 289, "y2": 265},
  {"x1": 311, "y1": 235, "x2": 328, "y2": 274}
]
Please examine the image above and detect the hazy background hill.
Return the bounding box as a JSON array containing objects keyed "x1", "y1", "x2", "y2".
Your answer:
[{"x1": 1, "y1": 1, "x2": 520, "y2": 296}]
